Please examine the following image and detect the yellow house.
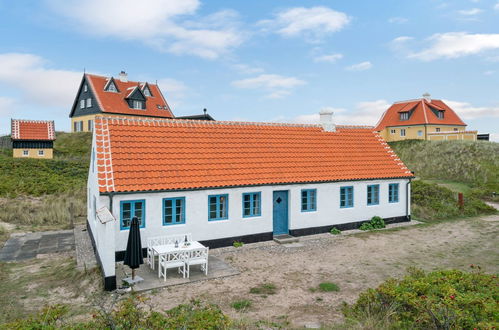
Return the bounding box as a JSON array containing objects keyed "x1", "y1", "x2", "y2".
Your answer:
[
  {"x1": 375, "y1": 94, "x2": 477, "y2": 142},
  {"x1": 11, "y1": 119, "x2": 55, "y2": 159},
  {"x1": 69, "y1": 71, "x2": 174, "y2": 132}
]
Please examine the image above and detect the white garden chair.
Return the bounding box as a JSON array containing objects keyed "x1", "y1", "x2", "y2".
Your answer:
[
  {"x1": 146, "y1": 236, "x2": 167, "y2": 270},
  {"x1": 146, "y1": 234, "x2": 193, "y2": 270},
  {"x1": 158, "y1": 251, "x2": 188, "y2": 281},
  {"x1": 185, "y1": 247, "x2": 209, "y2": 278}
]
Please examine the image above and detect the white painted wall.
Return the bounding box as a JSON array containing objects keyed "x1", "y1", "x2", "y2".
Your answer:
[
  {"x1": 103, "y1": 179, "x2": 410, "y2": 252},
  {"x1": 87, "y1": 130, "x2": 116, "y2": 278}
]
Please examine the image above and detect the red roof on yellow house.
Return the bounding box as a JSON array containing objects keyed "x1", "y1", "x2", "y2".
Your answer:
[
  {"x1": 94, "y1": 116, "x2": 413, "y2": 193},
  {"x1": 11, "y1": 119, "x2": 55, "y2": 141},
  {"x1": 375, "y1": 96, "x2": 466, "y2": 131},
  {"x1": 70, "y1": 73, "x2": 174, "y2": 118}
]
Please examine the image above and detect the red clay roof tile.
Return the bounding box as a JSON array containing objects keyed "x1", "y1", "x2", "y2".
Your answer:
[
  {"x1": 375, "y1": 99, "x2": 466, "y2": 130},
  {"x1": 94, "y1": 116, "x2": 413, "y2": 193},
  {"x1": 85, "y1": 74, "x2": 174, "y2": 118},
  {"x1": 11, "y1": 119, "x2": 55, "y2": 141}
]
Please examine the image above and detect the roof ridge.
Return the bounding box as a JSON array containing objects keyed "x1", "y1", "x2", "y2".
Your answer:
[
  {"x1": 11, "y1": 119, "x2": 55, "y2": 124},
  {"x1": 393, "y1": 98, "x2": 442, "y2": 104},
  {"x1": 96, "y1": 115, "x2": 374, "y2": 129},
  {"x1": 86, "y1": 72, "x2": 159, "y2": 86}
]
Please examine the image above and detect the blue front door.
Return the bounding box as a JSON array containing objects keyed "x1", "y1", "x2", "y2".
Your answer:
[{"x1": 273, "y1": 191, "x2": 289, "y2": 235}]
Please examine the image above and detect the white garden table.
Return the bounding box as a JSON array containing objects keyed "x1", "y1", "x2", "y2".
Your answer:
[
  {"x1": 152, "y1": 241, "x2": 206, "y2": 273},
  {"x1": 152, "y1": 241, "x2": 205, "y2": 256}
]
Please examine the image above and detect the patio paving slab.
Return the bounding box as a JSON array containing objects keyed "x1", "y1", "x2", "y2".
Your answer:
[
  {"x1": 116, "y1": 255, "x2": 240, "y2": 292},
  {"x1": 0, "y1": 230, "x2": 75, "y2": 262}
]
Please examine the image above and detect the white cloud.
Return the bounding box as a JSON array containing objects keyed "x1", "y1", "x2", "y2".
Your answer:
[
  {"x1": 489, "y1": 133, "x2": 499, "y2": 142},
  {"x1": 0, "y1": 97, "x2": 17, "y2": 135},
  {"x1": 393, "y1": 36, "x2": 414, "y2": 43},
  {"x1": 231, "y1": 63, "x2": 265, "y2": 75},
  {"x1": 406, "y1": 32, "x2": 499, "y2": 61},
  {"x1": 457, "y1": 8, "x2": 483, "y2": 15},
  {"x1": 232, "y1": 74, "x2": 306, "y2": 99},
  {"x1": 47, "y1": 0, "x2": 243, "y2": 59},
  {"x1": 314, "y1": 53, "x2": 343, "y2": 63},
  {"x1": 495, "y1": 2, "x2": 499, "y2": 10},
  {"x1": 258, "y1": 6, "x2": 350, "y2": 41},
  {"x1": 443, "y1": 99, "x2": 499, "y2": 119},
  {"x1": 388, "y1": 17, "x2": 408, "y2": 24},
  {"x1": 156, "y1": 78, "x2": 188, "y2": 109},
  {"x1": 345, "y1": 61, "x2": 372, "y2": 71},
  {"x1": 0, "y1": 53, "x2": 81, "y2": 107},
  {"x1": 290, "y1": 100, "x2": 390, "y2": 126},
  {"x1": 484, "y1": 70, "x2": 495, "y2": 75}
]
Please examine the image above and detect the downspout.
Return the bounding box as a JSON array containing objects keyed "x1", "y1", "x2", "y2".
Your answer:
[
  {"x1": 109, "y1": 192, "x2": 115, "y2": 215},
  {"x1": 406, "y1": 177, "x2": 412, "y2": 221}
]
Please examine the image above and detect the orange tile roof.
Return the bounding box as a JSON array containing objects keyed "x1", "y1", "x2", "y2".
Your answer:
[
  {"x1": 375, "y1": 99, "x2": 466, "y2": 130},
  {"x1": 76, "y1": 74, "x2": 174, "y2": 118},
  {"x1": 11, "y1": 119, "x2": 55, "y2": 141},
  {"x1": 94, "y1": 116, "x2": 413, "y2": 193}
]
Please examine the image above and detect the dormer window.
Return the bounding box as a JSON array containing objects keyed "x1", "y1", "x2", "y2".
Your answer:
[
  {"x1": 107, "y1": 82, "x2": 117, "y2": 92},
  {"x1": 143, "y1": 86, "x2": 152, "y2": 97},
  {"x1": 400, "y1": 112, "x2": 409, "y2": 121},
  {"x1": 84, "y1": 84, "x2": 88, "y2": 92},
  {"x1": 437, "y1": 111, "x2": 444, "y2": 119},
  {"x1": 132, "y1": 100, "x2": 144, "y2": 109}
]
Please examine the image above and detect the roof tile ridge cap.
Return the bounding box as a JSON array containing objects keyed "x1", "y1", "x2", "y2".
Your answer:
[
  {"x1": 103, "y1": 118, "x2": 115, "y2": 192},
  {"x1": 393, "y1": 98, "x2": 424, "y2": 104},
  {"x1": 421, "y1": 99, "x2": 429, "y2": 124},
  {"x1": 86, "y1": 75, "x2": 105, "y2": 110}
]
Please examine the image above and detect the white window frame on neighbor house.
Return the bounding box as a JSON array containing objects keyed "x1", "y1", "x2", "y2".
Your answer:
[
  {"x1": 86, "y1": 98, "x2": 92, "y2": 108},
  {"x1": 88, "y1": 119, "x2": 93, "y2": 131},
  {"x1": 390, "y1": 129, "x2": 396, "y2": 134},
  {"x1": 132, "y1": 100, "x2": 143, "y2": 109},
  {"x1": 38, "y1": 150, "x2": 44, "y2": 156},
  {"x1": 80, "y1": 99, "x2": 85, "y2": 109},
  {"x1": 143, "y1": 87, "x2": 151, "y2": 97},
  {"x1": 400, "y1": 112, "x2": 409, "y2": 120},
  {"x1": 22, "y1": 150, "x2": 29, "y2": 156},
  {"x1": 400, "y1": 128, "x2": 406, "y2": 137},
  {"x1": 417, "y1": 130, "x2": 423, "y2": 137},
  {"x1": 454, "y1": 128, "x2": 458, "y2": 131},
  {"x1": 84, "y1": 84, "x2": 88, "y2": 92},
  {"x1": 436, "y1": 127, "x2": 441, "y2": 132}
]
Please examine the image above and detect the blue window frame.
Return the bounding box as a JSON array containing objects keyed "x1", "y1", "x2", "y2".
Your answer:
[
  {"x1": 389, "y1": 183, "x2": 399, "y2": 203},
  {"x1": 301, "y1": 189, "x2": 317, "y2": 212},
  {"x1": 242, "y1": 192, "x2": 261, "y2": 217},
  {"x1": 367, "y1": 184, "x2": 380, "y2": 206},
  {"x1": 120, "y1": 200, "x2": 145, "y2": 230},
  {"x1": 163, "y1": 197, "x2": 185, "y2": 225},
  {"x1": 340, "y1": 186, "x2": 354, "y2": 208},
  {"x1": 208, "y1": 194, "x2": 228, "y2": 221}
]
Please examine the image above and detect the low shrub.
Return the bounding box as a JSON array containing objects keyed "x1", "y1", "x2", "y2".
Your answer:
[
  {"x1": 359, "y1": 216, "x2": 385, "y2": 231},
  {"x1": 231, "y1": 299, "x2": 252, "y2": 311},
  {"x1": 412, "y1": 180, "x2": 496, "y2": 221},
  {"x1": 233, "y1": 241, "x2": 244, "y2": 248},
  {"x1": 249, "y1": 283, "x2": 277, "y2": 295},
  {"x1": 342, "y1": 267, "x2": 499, "y2": 329},
  {"x1": 318, "y1": 282, "x2": 340, "y2": 292},
  {"x1": 330, "y1": 227, "x2": 341, "y2": 235},
  {"x1": 4, "y1": 297, "x2": 231, "y2": 329}
]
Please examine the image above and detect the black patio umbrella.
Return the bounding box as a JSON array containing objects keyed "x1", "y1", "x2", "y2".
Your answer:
[{"x1": 123, "y1": 216, "x2": 143, "y2": 280}]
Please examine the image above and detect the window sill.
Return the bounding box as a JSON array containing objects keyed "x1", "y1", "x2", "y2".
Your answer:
[
  {"x1": 301, "y1": 209, "x2": 317, "y2": 213},
  {"x1": 163, "y1": 222, "x2": 186, "y2": 226}
]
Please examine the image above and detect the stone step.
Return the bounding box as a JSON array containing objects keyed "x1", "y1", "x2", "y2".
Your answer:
[{"x1": 273, "y1": 234, "x2": 299, "y2": 244}]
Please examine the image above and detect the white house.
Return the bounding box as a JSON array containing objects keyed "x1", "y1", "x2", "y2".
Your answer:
[{"x1": 87, "y1": 112, "x2": 413, "y2": 290}]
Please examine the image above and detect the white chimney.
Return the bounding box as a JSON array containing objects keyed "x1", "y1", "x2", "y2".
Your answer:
[
  {"x1": 118, "y1": 71, "x2": 128, "y2": 82},
  {"x1": 422, "y1": 92, "x2": 431, "y2": 102},
  {"x1": 319, "y1": 108, "x2": 336, "y2": 132}
]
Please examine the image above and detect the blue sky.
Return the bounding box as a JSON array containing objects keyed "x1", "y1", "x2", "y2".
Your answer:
[{"x1": 0, "y1": 0, "x2": 498, "y2": 139}]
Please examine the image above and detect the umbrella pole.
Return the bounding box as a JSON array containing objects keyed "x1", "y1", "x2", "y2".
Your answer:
[{"x1": 132, "y1": 268, "x2": 135, "y2": 280}]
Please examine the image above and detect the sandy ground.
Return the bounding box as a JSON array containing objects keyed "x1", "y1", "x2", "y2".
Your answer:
[{"x1": 145, "y1": 215, "x2": 499, "y2": 328}]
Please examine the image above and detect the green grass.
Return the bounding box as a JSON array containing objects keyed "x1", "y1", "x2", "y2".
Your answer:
[
  {"x1": 310, "y1": 282, "x2": 341, "y2": 293},
  {"x1": 249, "y1": 283, "x2": 277, "y2": 295},
  {"x1": 0, "y1": 257, "x2": 101, "y2": 324},
  {"x1": 390, "y1": 140, "x2": 499, "y2": 200},
  {"x1": 411, "y1": 180, "x2": 496, "y2": 221},
  {"x1": 0, "y1": 132, "x2": 90, "y2": 230},
  {"x1": 231, "y1": 299, "x2": 252, "y2": 311}
]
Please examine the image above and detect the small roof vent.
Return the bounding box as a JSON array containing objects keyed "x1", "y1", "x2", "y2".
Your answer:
[{"x1": 119, "y1": 71, "x2": 128, "y2": 83}]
